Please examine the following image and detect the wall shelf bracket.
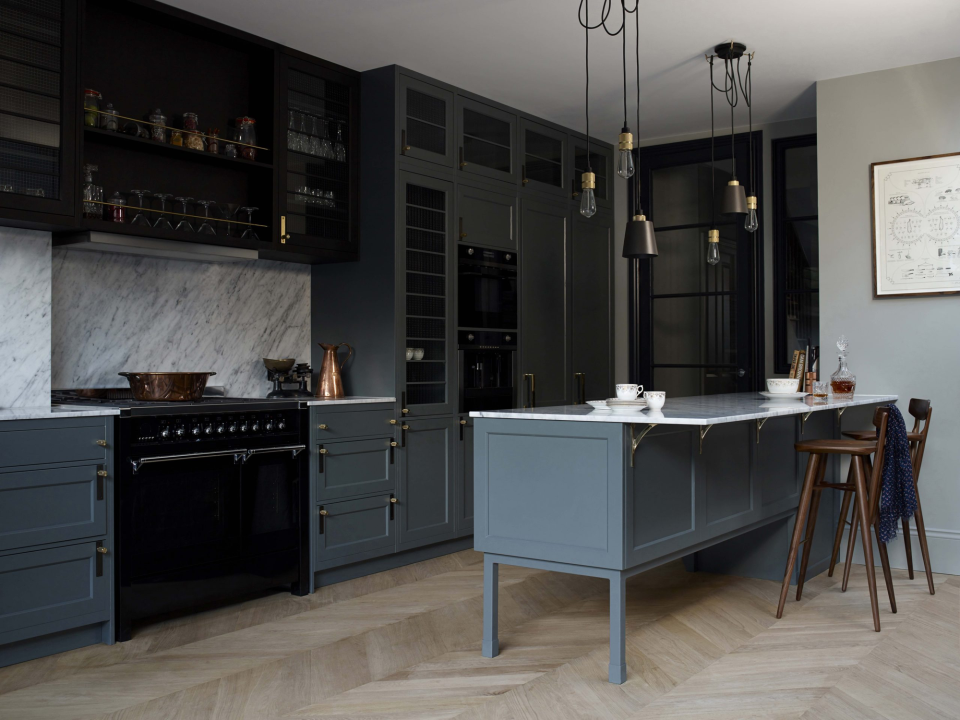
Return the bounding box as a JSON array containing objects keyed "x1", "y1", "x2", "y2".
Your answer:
[
  {"x1": 699, "y1": 424, "x2": 714, "y2": 454},
  {"x1": 629, "y1": 424, "x2": 658, "y2": 467},
  {"x1": 756, "y1": 417, "x2": 769, "y2": 444}
]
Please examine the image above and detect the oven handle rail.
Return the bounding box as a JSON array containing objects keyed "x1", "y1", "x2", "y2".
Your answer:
[{"x1": 130, "y1": 444, "x2": 307, "y2": 474}]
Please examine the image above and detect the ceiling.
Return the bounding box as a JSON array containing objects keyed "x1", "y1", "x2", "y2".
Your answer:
[{"x1": 168, "y1": 0, "x2": 960, "y2": 142}]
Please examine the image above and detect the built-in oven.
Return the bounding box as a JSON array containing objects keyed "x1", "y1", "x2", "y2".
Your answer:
[
  {"x1": 458, "y1": 245, "x2": 518, "y2": 331},
  {"x1": 458, "y1": 330, "x2": 516, "y2": 413},
  {"x1": 115, "y1": 407, "x2": 308, "y2": 640}
]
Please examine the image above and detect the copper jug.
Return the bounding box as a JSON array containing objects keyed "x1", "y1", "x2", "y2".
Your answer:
[{"x1": 316, "y1": 342, "x2": 353, "y2": 399}]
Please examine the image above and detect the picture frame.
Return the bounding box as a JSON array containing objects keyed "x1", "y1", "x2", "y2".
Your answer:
[{"x1": 870, "y1": 151, "x2": 960, "y2": 297}]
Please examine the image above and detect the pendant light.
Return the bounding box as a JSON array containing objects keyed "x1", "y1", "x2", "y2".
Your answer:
[
  {"x1": 616, "y1": 11, "x2": 634, "y2": 180},
  {"x1": 707, "y1": 56, "x2": 720, "y2": 265},
  {"x1": 742, "y1": 53, "x2": 759, "y2": 232},
  {"x1": 622, "y1": 0, "x2": 656, "y2": 258},
  {"x1": 715, "y1": 42, "x2": 748, "y2": 216},
  {"x1": 579, "y1": 0, "x2": 597, "y2": 218}
]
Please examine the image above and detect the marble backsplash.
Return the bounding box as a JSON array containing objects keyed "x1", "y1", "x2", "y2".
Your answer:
[
  {"x1": 52, "y1": 249, "x2": 311, "y2": 398},
  {"x1": 0, "y1": 229, "x2": 51, "y2": 407}
]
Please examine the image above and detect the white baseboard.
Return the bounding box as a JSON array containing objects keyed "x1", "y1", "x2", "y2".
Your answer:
[{"x1": 840, "y1": 525, "x2": 960, "y2": 577}]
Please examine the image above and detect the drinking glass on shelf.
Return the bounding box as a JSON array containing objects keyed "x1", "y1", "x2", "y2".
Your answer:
[
  {"x1": 153, "y1": 193, "x2": 174, "y2": 231},
  {"x1": 239, "y1": 206, "x2": 260, "y2": 241},
  {"x1": 325, "y1": 190, "x2": 335, "y2": 209},
  {"x1": 220, "y1": 202, "x2": 240, "y2": 237},
  {"x1": 319, "y1": 119, "x2": 333, "y2": 159},
  {"x1": 307, "y1": 116, "x2": 320, "y2": 156},
  {"x1": 128, "y1": 190, "x2": 152, "y2": 226},
  {"x1": 334, "y1": 123, "x2": 346, "y2": 162},
  {"x1": 196, "y1": 200, "x2": 217, "y2": 235},
  {"x1": 174, "y1": 197, "x2": 195, "y2": 232}
]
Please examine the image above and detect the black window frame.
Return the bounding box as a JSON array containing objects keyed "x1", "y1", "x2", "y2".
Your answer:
[{"x1": 772, "y1": 133, "x2": 818, "y2": 375}]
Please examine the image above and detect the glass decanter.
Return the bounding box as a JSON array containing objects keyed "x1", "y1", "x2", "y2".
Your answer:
[{"x1": 830, "y1": 335, "x2": 856, "y2": 397}]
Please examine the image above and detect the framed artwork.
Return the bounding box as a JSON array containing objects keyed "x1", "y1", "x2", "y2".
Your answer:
[{"x1": 871, "y1": 151, "x2": 960, "y2": 297}]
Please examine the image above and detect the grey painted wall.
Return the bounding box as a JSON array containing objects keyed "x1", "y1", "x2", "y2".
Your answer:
[
  {"x1": 51, "y1": 249, "x2": 311, "y2": 398},
  {"x1": 818, "y1": 56, "x2": 960, "y2": 575},
  {"x1": 0, "y1": 229, "x2": 51, "y2": 408}
]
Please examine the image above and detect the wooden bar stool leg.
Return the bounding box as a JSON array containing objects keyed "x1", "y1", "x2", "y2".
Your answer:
[
  {"x1": 912, "y1": 495, "x2": 936, "y2": 595},
  {"x1": 797, "y1": 457, "x2": 827, "y2": 600},
  {"x1": 829, "y1": 490, "x2": 853, "y2": 577},
  {"x1": 874, "y1": 519, "x2": 897, "y2": 613},
  {"x1": 842, "y1": 501, "x2": 859, "y2": 592},
  {"x1": 852, "y1": 456, "x2": 881, "y2": 631},
  {"x1": 777, "y1": 454, "x2": 820, "y2": 619},
  {"x1": 902, "y1": 517, "x2": 914, "y2": 580}
]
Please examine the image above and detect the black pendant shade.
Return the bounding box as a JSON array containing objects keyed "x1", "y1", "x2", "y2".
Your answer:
[
  {"x1": 622, "y1": 216, "x2": 658, "y2": 258},
  {"x1": 721, "y1": 180, "x2": 748, "y2": 215}
]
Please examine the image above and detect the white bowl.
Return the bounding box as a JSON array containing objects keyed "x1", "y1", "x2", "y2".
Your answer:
[
  {"x1": 405, "y1": 348, "x2": 414, "y2": 361},
  {"x1": 413, "y1": 348, "x2": 425, "y2": 361},
  {"x1": 766, "y1": 378, "x2": 801, "y2": 394}
]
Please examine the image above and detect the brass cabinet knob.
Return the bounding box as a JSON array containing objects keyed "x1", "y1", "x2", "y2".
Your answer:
[
  {"x1": 390, "y1": 441, "x2": 398, "y2": 447},
  {"x1": 401, "y1": 424, "x2": 409, "y2": 430},
  {"x1": 389, "y1": 419, "x2": 397, "y2": 425},
  {"x1": 97, "y1": 469, "x2": 108, "y2": 477},
  {"x1": 389, "y1": 497, "x2": 398, "y2": 503},
  {"x1": 459, "y1": 419, "x2": 467, "y2": 425},
  {"x1": 319, "y1": 448, "x2": 328, "y2": 455},
  {"x1": 318, "y1": 424, "x2": 328, "y2": 430},
  {"x1": 96, "y1": 546, "x2": 108, "y2": 554},
  {"x1": 96, "y1": 439, "x2": 108, "y2": 447},
  {"x1": 401, "y1": 408, "x2": 409, "y2": 414},
  {"x1": 319, "y1": 509, "x2": 328, "y2": 516}
]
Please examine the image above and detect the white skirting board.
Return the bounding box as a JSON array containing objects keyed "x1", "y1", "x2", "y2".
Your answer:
[{"x1": 841, "y1": 526, "x2": 960, "y2": 577}]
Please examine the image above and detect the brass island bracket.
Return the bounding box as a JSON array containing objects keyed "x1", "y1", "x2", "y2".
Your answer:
[
  {"x1": 629, "y1": 424, "x2": 659, "y2": 467},
  {"x1": 756, "y1": 417, "x2": 769, "y2": 444},
  {"x1": 800, "y1": 410, "x2": 814, "y2": 435},
  {"x1": 836, "y1": 407, "x2": 847, "y2": 420},
  {"x1": 699, "y1": 425, "x2": 714, "y2": 454}
]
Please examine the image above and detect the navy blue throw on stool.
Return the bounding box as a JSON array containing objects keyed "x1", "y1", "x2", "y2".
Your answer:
[{"x1": 878, "y1": 404, "x2": 917, "y2": 543}]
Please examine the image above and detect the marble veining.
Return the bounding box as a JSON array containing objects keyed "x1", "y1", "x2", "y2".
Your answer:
[
  {"x1": 0, "y1": 405, "x2": 120, "y2": 422},
  {"x1": 52, "y1": 249, "x2": 311, "y2": 398},
  {"x1": 0, "y1": 228, "x2": 51, "y2": 408},
  {"x1": 471, "y1": 392, "x2": 899, "y2": 425},
  {"x1": 306, "y1": 397, "x2": 395, "y2": 405}
]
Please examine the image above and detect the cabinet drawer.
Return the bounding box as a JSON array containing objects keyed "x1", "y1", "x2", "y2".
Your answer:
[
  {"x1": 318, "y1": 438, "x2": 395, "y2": 501},
  {"x1": 314, "y1": 409, "x2": 396, "y2": 440},
  {"x1": 317, "y1": 495, "x2": 395, "y2": 562},
  {"x1": 0, "y1": 424, "x2": 106, "y2": 468},
  {"x1": 0, "y1": 465, "x2": 107, "y2": 552},
  {"x1": 0, "y1": 542, "x2": 109, "y2": 638}
]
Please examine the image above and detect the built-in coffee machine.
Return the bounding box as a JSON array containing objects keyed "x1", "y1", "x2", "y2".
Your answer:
[{"x1": 458, "y1": 330, "x2": 516, "y2": 412}]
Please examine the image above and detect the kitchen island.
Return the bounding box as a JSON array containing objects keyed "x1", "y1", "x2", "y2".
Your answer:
[{"x1": 471, "y1": 392, "x2": 896, "y2": 684}]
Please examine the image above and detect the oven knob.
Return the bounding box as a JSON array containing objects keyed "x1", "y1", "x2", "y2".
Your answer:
[
  {"x1": 239, "y1": 423, "x2": 249, "y2": 433},
  {"x1": 467, "y1": 333, "x2": 474, "y2": 341},
  {"x1": 191, "y1": 426, "x2": 200, "y2": 437},
  {"x1": 265, "y1": 420, "x2": 275, "y2": 432},
  {"x1": 204, "y1": 425, "x2": 214, "y2": 436},
  {"x1": 228, "y1": 423, "x2": 237, "y2": 433},
  {"x1": 251, "y1": 421, "x2": 260, "y2": 432},
  {"x1": 505, "y1": 335, "x2": 512, "y2": 342},
  {"x1": 175, "y1": 427, "x2": 185, "y2": 438},
  {"x1": 160, "y1": 428, "x2": 170, "y2": 439},
  {"x1": 277, "y1": 419, "x2": 286, "y2": 431},
  {"x1": 216, "y1": 424, "x2": 225, "y2": 435}
]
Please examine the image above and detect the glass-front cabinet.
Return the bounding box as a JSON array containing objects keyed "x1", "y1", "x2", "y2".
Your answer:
[
  {"x1": 520, "y1": 119, "x2": 566, "y2": 198},
  {"x1": 399, "y1": 74, "x2": 454, "y2": 167},
  {"x1": 278, "y1": 52, "x2": 358, "y2": 256},
  {"x1": 0, "y1": 0, "x2": 77, "y2": 220},
  {"x1": 456, "y1": 96, "x2": 517, "y2": 185}
]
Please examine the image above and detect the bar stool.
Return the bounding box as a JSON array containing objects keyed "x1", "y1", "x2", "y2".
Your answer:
[
  {"x1": 777, "y1": 407, "x2": 896, "y2": 631},
  {"x1": 829, "y1": 399, "x2": 934, "y2": 595}
]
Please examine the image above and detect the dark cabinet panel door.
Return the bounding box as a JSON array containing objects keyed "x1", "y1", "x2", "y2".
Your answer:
[
  {"x1": 397, "y1": 416, "x2": 455, "y2": 550},
  {"x1": 456, "y1": 414, "x2": 473, "y2": 536},
  {"x1": 520, "y1": 199, "x2": 570, "y2": 408},
  {"x1": 456, "y1": 183, "x2": 516, "y2": 251},
  {"x1": 316, "y1": 437, "x2": 396, "y2": 501},
  {"x1": 399, "y1": 75, "x2": 455, "y2": 167},
  {"x1": 456, "y1": 96, "x2": 517, "y2": 185},
  {"x1": 399, "y1": 171, "x2": 455, "y2": 417},
  {"x1": 520, "y1": 119, "x2": 566, "y2": 198},
  {"x1": 316, "y1": 494, "x2": 395, "y2": 563},
  {"x1": 571, "y1": 212, "x2": 613, "y2": 402},
  {"x1": 569, "y1": 138, "x2": 613, "y2": 209},
  {"x1": 0, "y1": 0, "x2": 77, "y2": 221},
  {"x1": 278, "y1": 52, "x2": 359, "y2": 256}
]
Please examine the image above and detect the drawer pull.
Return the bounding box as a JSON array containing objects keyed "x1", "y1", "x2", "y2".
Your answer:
[
  {"x1": 390, "y1": 441, "x2": 398, "y2": 447},
  {"x1": 318, "y1": 424, "x2": 328, "y2": 430},
  {"x1": 97, "y1": 465, "x2": 106, "y2": 500},
  {"x1": 389, "y1": 419, "x2": 397, "y2": 425},
  {"x1": 97, "y1": 469, "x2": 108, "y2": 477},
  {"x1": 96, "y1": 439, "x2": 108, "y2": 447},
  {"x1": 95, "y1": 541, "x2": 106, "y2": 577},
  {"x1": 390, "y1": 497, "x2": 398, "y2": 503},
  {"x1": 319, "y1": 508, "x2": 327, "y2": 534},
  {"x1": 96, "y1": 545, "x2": 108, "y2": 554},
  {"x1": 319, "y1": 448, "x2": 329, "y2": 454},
  {"x1": 319, "y1": 509, "x2": 328, "y2": 516}
]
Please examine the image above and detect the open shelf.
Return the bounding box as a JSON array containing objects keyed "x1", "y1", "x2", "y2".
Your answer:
[
  {"x1": 84, "y1": 127, "x2": 273, "y2": 171},
  {"x1": 72, "y1": 217, "x2": 265, "y2": 251}
]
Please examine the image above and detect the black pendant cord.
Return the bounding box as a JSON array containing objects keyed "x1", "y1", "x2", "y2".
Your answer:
[
  {"x1": 726, "y1": 58, "x2": 738, "y2": 181},
  {"x1": 737, "y1": 55, "x2": 754, "y2": 195},
  {"x1": 709, "y1": 56, "x2": 716, "y2": 227},
  {"x1": 622, "y1": 2, "x2": 627, "y2": 127},
  {"x1": 634, "y1": 2, "x2": 641, "y2": 214},
  {"x1": 584, "y1": 0, "x2": 591, "y2": 171}
]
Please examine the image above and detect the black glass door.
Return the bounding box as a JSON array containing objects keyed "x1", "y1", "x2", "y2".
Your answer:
[
  {"x1": 241, "y1": 451, "x2": 300, "y2": 556},
  {"x1": 630, "y1": 132, "x2": 763, "y2": 397}
]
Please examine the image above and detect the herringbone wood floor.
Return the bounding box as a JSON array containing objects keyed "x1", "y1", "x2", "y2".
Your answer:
[{"x1": 0, "y1": 550, "x2": 956, "y2": 720}]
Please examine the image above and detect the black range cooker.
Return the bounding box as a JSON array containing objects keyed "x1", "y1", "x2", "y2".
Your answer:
[{"x1": 53, "y1": 392, "x2": 310, "y2": 641}]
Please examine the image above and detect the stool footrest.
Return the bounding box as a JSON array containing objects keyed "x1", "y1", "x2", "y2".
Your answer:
[{"x1": 815, "y1": 482, "x2": 856, "y2": 491}]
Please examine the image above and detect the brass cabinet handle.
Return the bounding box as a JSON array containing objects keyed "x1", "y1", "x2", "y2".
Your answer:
[
  {"x1": 390, "y1": 497, "x2": 398, "y2": 503},
  {"x1": 96, "y1": 439, "x2": 108, "y2": 447},
  {"x1": 459, "y1": 419, "x2": 467, "y2": 425},
  {"x1": 459, "y1": 217, "x2": 467, "y2": 239},
  {"x1": 390, "y1": 441, "x2": 398, "y2": 447},
  {"x1": 522, "y1": 164, "x2": 529, "y2": 185},
  {"x1": 319, "y1": 509, "x2": 328, "y2": 516},
  {"x1": 459, "y1": 146, "x2": 468, "y2": 168},
  {"x1": 97, "y1": 469, "x2": 108, "y2": 477},
  {"x1": 401, "y1": 129, "x2": 411, "y2": 154},
  {"x1": 401, "y1": 424, "x2": 409, "y2": 430},
  {"x1": 319, "y1": 448, "x2": 328, "y2": 454},
  {"x1": 574, "y1": 372, "x2": 586, "y2": 405},
  {"x1": 401, "y1": 408, "x2": 409, "y2": 414},
  {"x1": 389, "y1": 419, "x2": 397, "y2": 425},
  {"x1": 523, "y1": 373, "x2": 536, "y2": 408},
  {"x1": 318, "y1": 424, "x2": 328, "y2": 430},
  {"x1": 96, "y1": 546, "x2": 108, "y2": 554},
  {"x1": 280, "y1": 215, "x2": 290, "y2": 244}
]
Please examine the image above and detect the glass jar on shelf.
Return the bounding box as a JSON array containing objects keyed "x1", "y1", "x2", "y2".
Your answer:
[
  {"x1": 235, "y1": 116, "x2": 256, "y2": 160},
  {"x1": 206, "y1": 128, "x2": 219, "y2": 154},
  {"x1": 170, "y1": 129, "x2": 183, "y2": 147},
  {"x1": 829, "y1": 335, "x2": 857, "y2": 397},
  {"x1": 148, "y1": 108, "x2": 167, "y2": 142},
  {"x1": 83, "y1": 89, "x2": 101, "y2": 127},
  {"x1": 183, "y1": 113, "x2": 205, "y2": 150},
  {"x1": 100, "y1": 103, "x2": 119, "y2": 132},
  {"x1": 108, "y1": 192, "x2": 126, "y2": 223}
]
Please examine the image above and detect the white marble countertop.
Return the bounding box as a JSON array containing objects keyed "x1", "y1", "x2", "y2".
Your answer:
[
  {"x1": 305, "y1": 397, "x2": 395, "y2": 406},
  {"x1": 0, "y1": 405, "x2": 122, "y2": 421},
  {"x1": 470, "y1": 392, "x2": 898, "y2": 426}
]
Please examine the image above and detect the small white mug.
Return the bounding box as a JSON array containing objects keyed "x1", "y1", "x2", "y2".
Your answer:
[
  {"x1": 644, "y1": 390, "x2": 666, "y2": 411},
  {"x1": 615, "y1": 383, "x2": 643, "y2": 400}
]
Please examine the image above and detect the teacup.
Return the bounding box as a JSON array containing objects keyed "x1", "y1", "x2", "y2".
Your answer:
[
  {"x1": 413, "y1": 348, "x2": 425, "y2": 361},
  {"x1": 644, "y1": 390, "x2": 665, "y2": 411},
  {"x1": 405, "y1": 348, "x2": 414, "y2": 361},
  {"x1": 615, "y1": 383, "x2": 643, "y2": 400}
]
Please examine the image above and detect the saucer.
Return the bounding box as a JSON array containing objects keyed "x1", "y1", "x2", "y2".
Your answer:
[
  {"x1": 759, "y1": 391, "x2": 809, "y2": 399},
  {"x1": 606, "y1": 398, "x2": 647, "y2": 407},
  {"x1": 587, "y1": 400, "x2": 608, "y2": 409}
]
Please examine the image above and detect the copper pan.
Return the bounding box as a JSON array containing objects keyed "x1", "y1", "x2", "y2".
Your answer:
[{"x1": 118, "y1": 372, "x2": 216, "y2": 401}]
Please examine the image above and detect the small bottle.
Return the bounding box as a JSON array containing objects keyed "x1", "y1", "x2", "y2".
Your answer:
[
  {"x1": 206, "y1": 128, "x2": 219, "y2": 154},
  {"x1": 148, "y1": 108, "x2": 167, "y2": 142},
  {"x1": 183, "y1": 112, "x2": 204, "y2": 150},
  {"x1": 100, "y1": 103, "x2": 119, "y2": 132},
  {"x1": 108, "y1": 191, "x2": 126, "y2": 223},
  {"x1": 236, "y1": 116, "x2": 256, "y2": 160},
  {"x1": 83, "y1": 89, "x2": 101, "y2": 127},
  {"x1": 81, "y1": 164, "x2": 102, "y2": 219},
  {"x1": 170, "y1": 129, "x2": 183, "y2": 147}
]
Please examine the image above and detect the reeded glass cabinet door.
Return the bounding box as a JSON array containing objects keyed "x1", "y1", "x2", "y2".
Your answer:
[
  {"x1": 399, "y1": 75, "x2": 454, "y2": 167},
  {"x1": 399, "y1": 171, "x2": 455, "y2": 417},
  {"x1": 520, "y1": 119, "x2": 566, "y2": 198},
  {"x1": 0, "y1": 0, "x2": 77, "y2": 219},
  {"x1": 456, "y1": 96, "x2": 517, "y2": 184}
]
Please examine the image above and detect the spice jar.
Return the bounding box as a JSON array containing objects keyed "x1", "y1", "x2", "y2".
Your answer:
[
  {"x1": 183, "y1": 112, "x2": 204, "y2": 150},
  {"x1": 83, "y1": 89, "x2": 101, "y2": 127},
  {"x1": 100, "y1": 103, "x2": 119, "y2": 132},
  {"x1": 236, "y1": 116, "x2": 256, "y2": 160},
  {"x1": 148, "y1": 108, "x2": 167, "y2": 142},
  {"x1": 109, "y1": 192, "x2": 126, "y2": 223},
  {"x1": 206, "y1": 128, "x2": 219, "y2": 154},
  {"x1": 170, "y1": 129, "x2": 183, "y2": 147}
]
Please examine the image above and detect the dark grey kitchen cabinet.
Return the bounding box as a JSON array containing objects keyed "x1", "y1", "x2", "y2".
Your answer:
[
  {"x1": 457, "y1": 182, "x2": 516, "y2": 252},
  {"x1": 457, "y1": 96, "x2": 517, "y2": 185},
  {"x1": 316, "y1": 494, "x2": 395, "y2": 563},
  {"x1": 456, "y1": 414, "x2": 474, "y2": 536},
  {"x1": 520, "y1": 198, "x2": 571, "y2": 408},
  {"x1": 570, "y1": 137, "x2": 613, "y2": 210},
  {"x1": 316, "y1": 437, "x2": 396, "y2": 502},
  {"x1": 399, "y1": 74, "x2": 455, "y2": 168},
  {"x1": 520, "y1": 118, "x2": 567, "y2": 198},
  {"x1": 571, "y1": 210, "x2": 614, "y2": 402},
  {"x1": 397, "y1": 416, "x2": 455, "y2": 550}
]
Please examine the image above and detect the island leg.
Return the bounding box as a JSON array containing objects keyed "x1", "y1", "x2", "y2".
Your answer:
[
  {"x1": 482, "y1": 554, "x2": 499, "y2": 657},
  {"x1": 609, "y1": 572, "x2": 627, "y2": 684}
]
